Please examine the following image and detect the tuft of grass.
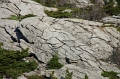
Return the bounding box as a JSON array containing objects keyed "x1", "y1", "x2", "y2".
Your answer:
[
  {"x1": 2, "y1": 14, "x2": 36, "y2": 21},
  {"x1": 117, "y1": 28, "x2": 120, "y2": 32},
  {"x1": 21, "y1": 14, "x2": 36, "y2": 19},
  {"x1": 32, "y1": 0, "x2": 41, "y2": 4},
  {"x1": 102, "y1": 24, "x2": 120, "y2": 32},
  {"x1": 101, "y1": 24, "x2": 116, "y2": 28},
  {"x1": 0, "y1": 42, "x2": 3, "y2": 46},
  {"x1": 49, "y1": 71, "x2": 58, "y2": 79},
  {"x1": 83, "y1": 74, "x2": 88, "y2": 79},
  {"x1": 8, "y1": 15, "x2": 19, "y2": 20},
  {"x1": 83, "y1": 28, "x2": 88, "y2": 31},
  {"x1": 65, "y1": 68, "x2": 73, "y2": 79},
  {"x1": 26, "y1": 75, "x2": 46, "y2": 79},
  {"x1": 46, "y1": 54, "x2": 63, "y2": 69},
  {"x1": 45, "y1": 10, "x2": 72, "y2": 18},
  {"x1": 101, "y1": 70, "x2": 119, "y2": 79}
]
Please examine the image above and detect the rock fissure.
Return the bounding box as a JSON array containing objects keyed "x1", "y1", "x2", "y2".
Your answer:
[{"x1": 0, "y1": 0, "x2": 120, "y2": 79}]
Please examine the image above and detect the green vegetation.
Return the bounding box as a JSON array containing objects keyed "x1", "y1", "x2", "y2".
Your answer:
[
  {"x1": 33, "y1": 0, "x2": 120, "y2": 20},
  {"x1": 101, "y1": 24, "x2": 116, "y2": 28},
  {"x1": 0, "y1": 44, "x2": 38, "y2": 79},
  {"x1": 45, "y1": 7, "x2": 90, "y2": 19},
  {"x1": 49, "y1": 71, "x2": 58, "y2": 79},
  {"x1": 26, "y1": 75, "x2": 46, "y2": 79},
  {"x1": 101, "y1": 70, "x2": 119, "y2": 79},
  {"x1": 32, "y1": 0, "x2": 72, "y2": 7},
  {"x1": 45, "y1": 9, "x2": 72, "y2": 18},
  {"x1": 117, "y1": 28, "x2": 120, "y2": 32},
  {"x1": 32, "y1": 0, "x2": 42, "y2": 4},
  {"x1": 46, "y1": 54, "x2": 63, "y2": 69},
  {"x1": 49, "y1": 68, "x2": 73, "y2": 79},
  {"x1": 83, "y1": 28, "x2": 88, "y2": 31},
  {"x1": 83, "y1": 74, "x2": 88, "y2": 79},
  {"x1": 65, "y1": 68, "x2": 73, "y2": 79},
  {"x1": 7, "y1": 15, "x2": 19, "y2": 20},
  {"x1": 103, "y1": 0, "x2": 120, "y2": 16},
  {"x1": 44, "y1": 5, "x2": 104, "y2": 20},
  {"x1": 2, "y1": 14, "x2": 36, "y2": 21},
  {"x1": 102, "y1": 24, "x2": 120, "y2": 32}
]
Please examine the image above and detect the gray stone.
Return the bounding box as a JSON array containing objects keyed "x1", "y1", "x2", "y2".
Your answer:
[{"x1": 0, "y1": 0, "x2": 120, "y2": 79}]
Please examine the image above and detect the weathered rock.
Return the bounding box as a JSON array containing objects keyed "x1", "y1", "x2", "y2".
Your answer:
[
  {"x1": 102, "y1": 15, "x2": 120, "y2": 24},
  {"x1": 0, "y1": 0, "x2": 120, "y2": 79},
  {"x1": 69, "y1": 0, "x2": 92, "y2": 8}
]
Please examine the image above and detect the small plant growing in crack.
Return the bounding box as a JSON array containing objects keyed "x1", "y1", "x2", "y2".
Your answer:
[
  {"x1": 46, "y1": 54, "x2": 63, "y2": 69},
  {"x1": 2, "y1": 14, "x2": 36, "y2": 21},
  {"x1": 101, "y1": 70, "x2": 119, "y2": 79},
  {"x1": 49, "y1": 71, "x2": 58, "y2": 79},
  {"x1": 83, "y1": 28, "x2": 88, "y2": 31},
  {"x1": 83, "y1": 74, "x2": 88, "y2": 79},
  {"x1": 65, "y1": 68, "x2": 73, "y2": 79},
  {"x1": 101, "y1": 24, "x2": 120, "y2": 32}
]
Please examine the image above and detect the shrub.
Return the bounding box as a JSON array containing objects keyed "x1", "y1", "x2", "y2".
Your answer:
[
  {"x1": 49, "y1": 71, "x2": 58, "y2": 79},
  {"x1": 32, "y1": 0, "x2": 60, "y2": 7},
  {"x1": 83, "y1": 74, "x2": 88, "y2": 79},
  {"x1": 0, "y1": 45, "x2": 38, "y2": 79},
  {"x1": 26, "y1": 75, "x2": 46, "y2": 79},
  {"x1": 103, "y1": 0, "x2": 120, "y2": 16},
  {"x1": 32, "y1": 0, "x2": 42, "y2": 4},
  {"x1": 101, "y1": 70, "x2": 119, "y2": 79},
  {"x1": 46, "y1": 54, "x2": 63, "y2": 69},
  {"x1": 45, "y1": 10, "x2": 72, "y2": 18},
  {"x1": 117, "y1": 28, "x2": 120, "y2": 32},
  {"x1": 65, "y1": 68, "x2": 73, "y2": 79}
]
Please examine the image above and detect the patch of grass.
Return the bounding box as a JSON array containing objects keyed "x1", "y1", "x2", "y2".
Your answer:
[
  {"x1": 8, "y1": 15, "x2": 19, "y2": 20},
  {"x1": 49, "y1": 71, "x2": 58, "y2": 79},
  {"x1": 101, "y1": 24, "x2": 116, "y2": 28},
  {"x1": 21, "y1": 14, "x2": 36, "y2": 19},
  {"x1": 83, "y1": 74, "x2": 88, "y2": 79},
  {"x1": 45, "y1": 10, "x2": 72, "y2": 18},
  {"x1": 26, "y1": 75, "x2": 46, "y2": 79},
  {"x1": 46, "y1": 54, "x2": 63, "y2": 69},
  {"x1": 0, "y1": 42, "x2": 3, "y2": 46},
  {"x1": 101, "y1": 70, "x2": 119, "y2": 79},
  {"x1": 32, "y1": 0, "x2": 42, "y2": 4},
  {"x1": 83, "y1": 28, "x2": 88, "y2": 31},
  {"x1": 65, "y1": 68, "x2": 73, "y2": 79},
  {"x1": 102, "y1": 24, "x2": 120, "y2": 32},
  {"x1": 117, "y1": 28, "x2": 120, "y2": 32},
  {"x1": 2, "y1": 14, "x2": 36, "y2": 21},
  {"x1": 0, "y1": 74, "x2": 3, "y2": 79},
  {"x1": 44, "y1": 6, "x2": 92, "y2": 19}
]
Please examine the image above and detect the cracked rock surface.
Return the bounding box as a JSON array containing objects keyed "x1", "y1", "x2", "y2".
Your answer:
[{"x1": 0, "y1": 0, "x2": 120, "y2": 79}]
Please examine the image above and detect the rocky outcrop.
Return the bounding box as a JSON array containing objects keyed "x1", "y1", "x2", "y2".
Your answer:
[
  {"x1": 102, "y1": 15, "x2": 120, "y2": 24},
  {"x1": 0, "y1": 0, "x2": 120, "y2": 79},
  {"x1": 69, "y1": 0, "x2": 92, "y2": 8}
]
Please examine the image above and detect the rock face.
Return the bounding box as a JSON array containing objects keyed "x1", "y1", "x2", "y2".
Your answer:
[
  {"x1": 0, "y1": 0, "x2": 120, "y2": 79},
  {"x1": 69, "y1": 0, "x2": 92, "y2": 7},
  {"x1": 102, "y1": 15, "x2": 120, "y2": 24}
]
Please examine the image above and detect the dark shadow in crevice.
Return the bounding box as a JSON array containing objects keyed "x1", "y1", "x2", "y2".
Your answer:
[
  {"x1": 4, "y1": 27, "x2": 17, "y2": 42},
  {"x1": 14, "y1": 27, "x2": 34, "y2": 44},
  {"x1": 28, "y1": 53, "x2": 44, "y2": 63}
]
